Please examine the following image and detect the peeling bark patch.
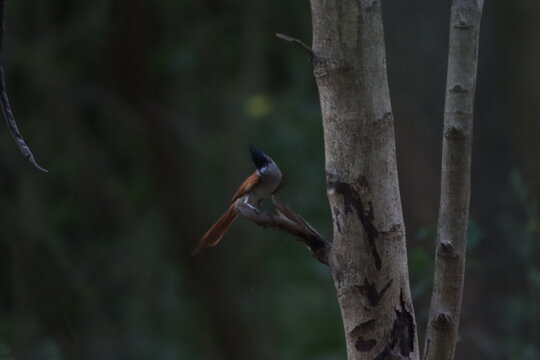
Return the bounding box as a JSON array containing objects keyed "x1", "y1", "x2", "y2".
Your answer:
[
  {"x1": 355, "y1": 337, "x2": 376, "y2": 352},
  {"x1": 444, "y1": 126, "x2": 466, "y2": 140},
  {"x1": 333, "y1": 206, "x2": 342, "y2": 234},
  {"x1": 374, "y1": 292, "x2": 415, "y2": 359},
  {"x1": 371, "y1": 247, "x2": 382, "y2": 271},
  {"x1": 450, "y1": 84, "x2": 467, "y2": 93},
  {"x1": 329, "y1": 180, "x2": 382, "y2": 269},
  {"x1": 329, "y1": 181, "x2": 360, "y2": 216},
  {"x1": 392, "y1": 293, "x2": 415, "y2": 355},
  {"x1": 350, "y1": 319, "x2": 377, "y2": 352},
  {"x1": 349, "y1": 319, "x2": 376, "y2": 338},
  {"x1": 335, "y1": 270, "x2": 344, "y2": 284},
  {"x1": 356, "y1": 278, "x2": 393, "y2": 307},
  {"x1": 358, "y1": 175, "x2": 370, "y2": 189}
]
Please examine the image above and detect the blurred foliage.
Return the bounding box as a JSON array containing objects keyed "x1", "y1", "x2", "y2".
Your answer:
[
  {"x1": 492, "y1": 171, "x2": 540, "y2": 360},
  {"x1": 0, "y1": 0, "x2": 538, "y2": 360}
]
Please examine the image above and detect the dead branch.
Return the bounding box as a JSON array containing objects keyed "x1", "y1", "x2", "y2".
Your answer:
[
  {"x1": 0, "y1": 0, "x2": 47, "y2": 172},
  {"x1": 235, "y1": 196, "x2": 330, "y2": 265},
  {"x1": 275, "y1": 33, "x2": 313, "y2": 56}
]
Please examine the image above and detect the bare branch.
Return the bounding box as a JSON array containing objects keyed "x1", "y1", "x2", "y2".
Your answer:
[
  {"x1": 275, "y1": 33, "x2": 313, "y2": 56},
  {"x1": 424, "y1": 0, "x2": 485, "y2": 359},
  {"x1": 235, "y1": 197, "x2": 330, "y2": 265},
  {"x1": 0, "y1": 0, "x2": 47, "y2": 172}
]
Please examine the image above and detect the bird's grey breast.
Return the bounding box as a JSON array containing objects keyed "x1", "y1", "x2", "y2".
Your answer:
[{"x1": 252, "y1": 162, "x2": 282, "y2": 201}]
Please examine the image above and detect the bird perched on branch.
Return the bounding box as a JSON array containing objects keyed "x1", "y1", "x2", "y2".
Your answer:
[{"x1": 192, "y1": 145, "x2": 283, "y2": 255}]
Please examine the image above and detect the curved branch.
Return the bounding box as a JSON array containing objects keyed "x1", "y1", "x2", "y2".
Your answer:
[
  {"x1": 235, "y1": 196, "x2": 330, "y2": 265},
  {"x1": 424, "y1": 1, "x2": 484, "y2": 359},
  {"x1": 0, "y1": 0, "x2": 47, "y2": 172}
]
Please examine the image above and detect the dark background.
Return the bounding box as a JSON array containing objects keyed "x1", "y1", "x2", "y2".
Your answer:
[{"x1": 0, "y1": 0, "x2": 539, "y2": 359}]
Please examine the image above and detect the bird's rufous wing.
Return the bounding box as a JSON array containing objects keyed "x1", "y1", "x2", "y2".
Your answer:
[{"x1": 231, "y1": 172, "x2": 260, "y2": 202}]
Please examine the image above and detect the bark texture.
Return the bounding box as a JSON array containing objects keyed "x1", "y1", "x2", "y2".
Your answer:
[
  {"x1": 424, "y1": 1, "x2": 484, "y2": 359},
  {"x1": 309, "y1": 1, "x2": 419, "y2": 359}
]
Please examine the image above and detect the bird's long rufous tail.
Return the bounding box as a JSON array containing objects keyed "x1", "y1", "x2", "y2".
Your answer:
[{"x1": 192, "y1": 203, "x2": 238, "y2": 255}]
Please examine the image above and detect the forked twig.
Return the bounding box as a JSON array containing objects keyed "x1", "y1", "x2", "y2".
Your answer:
[{"x1": 275, "y1": 33, "x2": 313, "y2": 56}]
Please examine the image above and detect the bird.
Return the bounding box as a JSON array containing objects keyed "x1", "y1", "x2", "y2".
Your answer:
[{"x1": 192, "y1": 145, "x2": 283, "y2": 255}]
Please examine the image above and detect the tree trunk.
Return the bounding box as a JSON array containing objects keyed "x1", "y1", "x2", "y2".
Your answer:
[
  {"x1": 309, "y1": 1, "x2": 419, "y2": 359},
  {"x1": 424, "y1": 1, "x2": 484, "y2": 359}
]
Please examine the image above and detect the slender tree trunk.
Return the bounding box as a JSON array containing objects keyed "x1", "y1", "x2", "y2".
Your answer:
[
  {"x1": 309, "y1": 1, "x2": 419, "y2": 359},
  {"x1": 424, "y1": 1, "x2": 484, "y2": 359}
]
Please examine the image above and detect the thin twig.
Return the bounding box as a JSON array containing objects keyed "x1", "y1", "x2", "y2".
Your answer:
[
  {"x1": 235, "y1": 197, "x2": 330, "y2": 265},
  {"x1": 0, "y1": 0, "x2": 47, "y2": 172},
  {"x1": 275, "y1": 33, "x2": 313, "y2": 56}
]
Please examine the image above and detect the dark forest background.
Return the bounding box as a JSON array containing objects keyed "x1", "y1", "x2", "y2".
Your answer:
[{"x1": 0, "y1": 0, "x2": 539, "y2": 359}]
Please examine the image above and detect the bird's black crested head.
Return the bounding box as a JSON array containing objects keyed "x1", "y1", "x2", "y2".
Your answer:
[{"x1": 249, "y1": 145, "x2": 270, "y2": 169}]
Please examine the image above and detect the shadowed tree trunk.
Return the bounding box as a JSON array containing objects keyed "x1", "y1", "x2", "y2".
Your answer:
[
  {"x1": 424, "y1": 1, "x2": 484, "y2": 359},
  {"x1": 304, "y1": 0, "x2": 484, "y2": 359},
  {"x1": 309, "y1": 1, "x2": 419, "y2": 359}
]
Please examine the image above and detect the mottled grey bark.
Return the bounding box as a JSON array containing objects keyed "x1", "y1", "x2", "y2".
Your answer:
[
  {"x1": 424, "y1": 1, "x2": 484, "y2": 359},
  {"x1": 309, "y1": 1, "x2": 419, "y2": 359}
]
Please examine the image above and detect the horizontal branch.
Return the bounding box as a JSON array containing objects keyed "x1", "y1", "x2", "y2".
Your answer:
[{"x1": 235, "y1": 196, "x2": 330, "y2": 265}]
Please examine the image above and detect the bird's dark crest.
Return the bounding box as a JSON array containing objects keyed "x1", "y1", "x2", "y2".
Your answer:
[{"x1": 249, "y1": 145, "x2": 270, "y2": 169}]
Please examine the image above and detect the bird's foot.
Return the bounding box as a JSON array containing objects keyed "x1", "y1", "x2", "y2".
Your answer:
[{"x1": 246, "y1": 202, "x2": 261, "y2": 215}]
